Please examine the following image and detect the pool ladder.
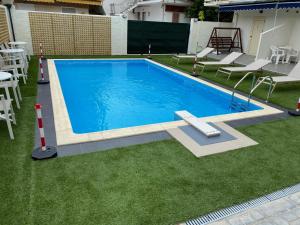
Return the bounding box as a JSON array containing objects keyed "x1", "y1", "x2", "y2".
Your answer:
[{"x1": 230, "y1": 72, "x2": 273, "y2": 111}]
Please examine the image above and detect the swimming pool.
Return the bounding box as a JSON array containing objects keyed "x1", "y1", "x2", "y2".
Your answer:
[{"x1": 54, "y1": 59, "x2": 262, "y2": 134}]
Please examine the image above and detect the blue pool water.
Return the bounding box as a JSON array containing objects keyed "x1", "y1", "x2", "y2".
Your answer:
[{"x1": 55, "y1": 59, "x2": 261, "y2": 134}]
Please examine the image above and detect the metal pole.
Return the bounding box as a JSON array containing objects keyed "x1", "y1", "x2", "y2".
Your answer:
[
  {"x1": 4, "y1": 4, "x2": 16, "y2": 41},
  {"x1": 273, "y1": 0, "x2": 280, "y2": 27}
]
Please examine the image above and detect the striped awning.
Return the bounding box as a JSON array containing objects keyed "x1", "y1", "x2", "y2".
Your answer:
[
  {"x1": 219, "y1": 1, "x2": 300, "y2": 12},
  {"x1": 55, "y1": 0, "x2": 101, "y2": 5},
  {"x1": 26, "y1": 0, "x2": 55, "y2": 3}
]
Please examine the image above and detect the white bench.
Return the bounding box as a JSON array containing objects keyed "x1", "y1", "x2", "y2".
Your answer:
[{"x1": 176, "y1": 110, "x2": 221, "y2": 137}]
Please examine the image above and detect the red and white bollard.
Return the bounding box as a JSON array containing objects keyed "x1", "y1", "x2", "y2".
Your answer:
[
  {"x1": 147, "y1": 44, "x2": 152, "y2": 59},
  {"x1": 32, "y1": 104, "x2": 57, "y2": 160},
  {"x1": 36, "y1": 104, "x2": 46, "y2": 151},
  {"x1": 288, "y1": 97, "x2": 300, "y2": 116},
  {"x1": 37, "y1": 55, "x2": 49, "y2": 84},
  {"x1": 39, "y1": 43, "x2": 44, "y2": 59},
  {"x1": 192, "y1": 55, "x2": 198, "y2": 76}
]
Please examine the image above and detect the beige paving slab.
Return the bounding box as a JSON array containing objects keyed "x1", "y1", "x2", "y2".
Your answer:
[{"x1": 167, "y1": 122, "x2": 258, "y2": 158}]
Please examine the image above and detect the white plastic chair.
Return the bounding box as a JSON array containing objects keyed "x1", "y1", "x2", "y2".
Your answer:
[
  {"x1": 0, "y1": 69, "x2": 22, "y2": 109},
  {"x1": 0, "y1": 94, "x2": 16, "y2": 140},
  {"x1": 285, "y1": 49, "x2": 299, "y2": 63},
  {"x1": 0, "y1": 55, "x2": 27, "y2": 84},
  {"x1": 269, "y1": 46, "x2": 285, "y2": 64}
]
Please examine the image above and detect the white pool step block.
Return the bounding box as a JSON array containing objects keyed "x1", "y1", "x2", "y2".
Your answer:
[{"x1": 175, "y1": 110, "x2": 221, "y2": 137}]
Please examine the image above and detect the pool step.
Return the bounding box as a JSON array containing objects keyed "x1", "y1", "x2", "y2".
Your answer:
[{"x1": 230, "y1": 101, "x2": 249, "y2": 112}]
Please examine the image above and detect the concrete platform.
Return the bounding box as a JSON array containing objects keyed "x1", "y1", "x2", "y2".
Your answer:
[{"x1": 167, "y1": 122, "x2": 257, "y2": 158}]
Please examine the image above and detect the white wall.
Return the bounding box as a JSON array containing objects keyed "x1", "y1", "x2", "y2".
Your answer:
[
  {"x1": 102, "y1": 0, "x2": 126, "y2": 15},
  {"x1": 11, "y1": 7, "x2": 33, "y2": 55},
  {"x1": 289, "y1": 19, "x2": 300, "y2": 50},
  {"x1": 187, "y1": 19, "x2": 233, "y2": 54},
  {"x1": 234, "y1": 9, "x2": 300, "y2": 55},
  {"x1": 128, "y1": 4, "x2": 189, "y2": 23},
  {"x1": 256, "y1": 24, "x2": 292, "y2": 60},
  {"x1": 15, "y1": 3, "x2": 89, "y2": 14},
  {"x1": 111, "y1": 15, "x2": 128, "y2": 55}
]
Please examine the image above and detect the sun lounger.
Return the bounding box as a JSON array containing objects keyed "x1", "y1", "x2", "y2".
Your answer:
[
  {"x1": 196, "y1": 52, "x2": 243, "y2": 74},
  {"x1": 216, "y1": 59, "x2": 271, "y2": 80},
  {"x1": 176, "y1": 110, "x2": 221, "y2": 137},
  {"x1": 257, "y1": 61, "x2": 300, "y2": 94},
  {"x1": 172, "y1": 47, "x2": 214, "y2": 64}
]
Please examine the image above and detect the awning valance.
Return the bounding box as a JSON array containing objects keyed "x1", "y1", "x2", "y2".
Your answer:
[{"x1": 219, "y1": 1, "x2": 300, "y2": 12}]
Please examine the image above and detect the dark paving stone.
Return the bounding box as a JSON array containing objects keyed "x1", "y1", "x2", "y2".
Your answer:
[{"x1": 178, "y1": 124, "x2": 236, "y2": 146}]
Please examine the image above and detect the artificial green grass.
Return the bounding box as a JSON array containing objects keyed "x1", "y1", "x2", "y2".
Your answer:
[{"x1": 1, "y1": 55, "x2": 300, "y2": 225}]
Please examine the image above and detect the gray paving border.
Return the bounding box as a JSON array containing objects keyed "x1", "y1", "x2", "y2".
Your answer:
[
  {"x1": 183, "y1": 183, "x2": 300, "y2": 225},
  {"x1": 34, "y1": 58, "x2": 289, "y2": 157}
]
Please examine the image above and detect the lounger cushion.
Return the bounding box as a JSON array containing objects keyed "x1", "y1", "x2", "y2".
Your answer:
[{"x1": 272, "y1": 76, "x2": 300, "y2": 82}]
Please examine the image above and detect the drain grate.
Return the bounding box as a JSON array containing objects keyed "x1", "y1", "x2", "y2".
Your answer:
[{"x1": 185, "y1": 183, "x2": 300, "y2": 225}]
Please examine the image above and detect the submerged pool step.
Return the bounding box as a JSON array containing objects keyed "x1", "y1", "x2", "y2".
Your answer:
[{"x1": 230, "y1": 101, "x2": 249, "y2": 112}]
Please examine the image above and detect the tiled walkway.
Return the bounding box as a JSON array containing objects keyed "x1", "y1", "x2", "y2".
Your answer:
[{"x1": 208, "y1": 191, "x2": 300, "y2": 225}]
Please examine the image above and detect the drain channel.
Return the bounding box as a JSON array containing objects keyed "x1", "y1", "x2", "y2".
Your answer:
[{"x1": 185, "y1": 183, "x2": 300, "y2": 225}]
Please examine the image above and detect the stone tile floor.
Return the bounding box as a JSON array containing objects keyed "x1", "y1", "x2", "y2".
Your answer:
[{"x1": 208, "y1": 191, "x2": 300, "y2": 225}]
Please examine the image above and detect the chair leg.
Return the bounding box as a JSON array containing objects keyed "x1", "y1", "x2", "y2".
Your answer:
[
  {"x1": 17, "y1": 85, "x2": 22, "y2": 101},
  {"x1": 2, "y1": 98, "x2": 14, "y2": 140},
  {"x1": 275, "y1": 56, "x2": 279, "y2": 64},
  {"x1": 6, "y1": 116, "x2": 14, "y2": 140},
  {"x1": 227, "y1": 72, "x2": 232, "y2": 80},
  {"x1": 10, "y1": 102, "x2": 16, "y2": 125},
  {"x1": 22, "y1": 75, "x2": 26, "y2": 84},
  {"x1": 12, "y1": 87, "x2": 20, "y2": 109}
]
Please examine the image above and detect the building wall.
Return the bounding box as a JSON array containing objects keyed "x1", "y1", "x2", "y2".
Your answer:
[
  {"x1": 15, "y1": 3, "x2": 89, "y2": 14},
  {"x1": 102, "y1": 0, "x2": 125, "y2": 15},
  {"x1": 111, "y1": 15, "x2": 127, "y2": 55},
  {"x1": 0, "y1": 5, "x2": 10, "y2": 44},
  {"x1": 234, "y1": 9, "x2": 300, "y2": 54},
  {"x1": 188, "y1": 19, "x2": 233, "y2": 54},
  {"x1": 130, "y1": 4, "x2": 189, "y2": 23},
  {"x1": 11, "y1": 7, "x2": 34, "y2": 55}
]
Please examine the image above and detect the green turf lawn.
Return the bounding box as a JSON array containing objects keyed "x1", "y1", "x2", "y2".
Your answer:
[{"x1": 0, "y1": 55, "x2": 300, "y2": 225}]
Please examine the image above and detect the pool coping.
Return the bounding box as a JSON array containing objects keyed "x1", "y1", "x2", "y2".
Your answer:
[{"x1": 47, "y1": 58, "x2": 283, "y2": 146}]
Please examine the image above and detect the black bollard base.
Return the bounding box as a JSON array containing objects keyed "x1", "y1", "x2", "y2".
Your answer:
[
  {"x1": 288, "y1": 110, "x2": 300, "y2": 116},
  {"x1": 37, "y1": 79, "x2": 49, "y2": 85},
  {"x1": 32, "y1": 146, "x2": 57, "y2": 160}
]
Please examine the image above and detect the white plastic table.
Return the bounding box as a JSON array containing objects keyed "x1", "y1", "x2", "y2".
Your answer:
[
  {"x1": 0, "y1": 71, "x2": 12, "y2": 81},
  {"x1": 0, "y1": 48, "x2": 28, "y2": 70},
  {"x1": 9, "y1": 41, "x2": 27, "y2": 46},
  {"x1": 0, "y1": 49, "x2": 24, "y2": 54},
  {"x1": 279, "y1": 46, "x2": 292, "y2": 63},
  {"x1": 0, "y1": 72, "x2": 12, "y2": 104}
]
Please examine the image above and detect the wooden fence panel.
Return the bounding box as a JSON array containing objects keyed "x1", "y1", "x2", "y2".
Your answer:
[
  {"x1": 0, "y1": 6, "x2": 10, "y2": 44},
  {"x1": 93, "y1": 17, "x2": 111, "y2": 55},
  {"x1": 28, "y1": 12, "x2": 112, "y2": 55},
  {"x1": 73, "y1": 15, "x2": 94, "y2": 55},
  {"x1": 29, "y1": 12, "x2": 55, "y2": 55},
  {"x1": 52, "y1": 14, "x2": 75, "y2": 55}
]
